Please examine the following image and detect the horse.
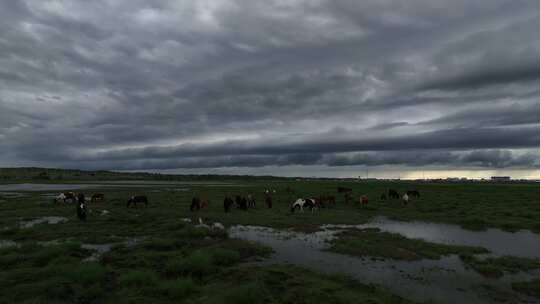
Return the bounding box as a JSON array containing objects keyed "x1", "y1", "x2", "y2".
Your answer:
[
  {"x1": 337, "y1": 186, "x2": 352, "y2": 193},
  {"x1": 388, "y1": 189, "x2": 400, "y2": 199},
  {"x1": 344, "y1": 192, "x2": 353, "y2": 204},
  {"x1": 91, "y1": 193, "x2": 105, "y2": 203},
  {"x1": 402, "y1": 193, "x2": 409, "y2": 206},
  {"x1": 55, "y1": 192, "x2": 76, "y2": 204},
  {"x1": 190, "y1": 197, "x2": 209, "y2": 211},
  {"x1": 127, "y1": 195, "x2": 148, "y2": 208},
  {"x1": 407, "y1": 190, "x2": 420, "y2": 198},
  {"x1": 247, "y1": 194, "x2": 256, "y2": 208},
  {"x1": 223, "y1": 197, "x2": 234, "y2": 213},
  {"x1": 290, "y1": 198, "x2": 318, "y2": 213},
  {"x1": 54, "y1": 193, "x2": 66, "y2": 203},
  {"x1": 265, "y1": 194, "x2": 273, "y2": 209},
  {"x1": 359, "y1": 195, "x2": 369, "y2": 206},
  {"x1": 285, "y1": 186, "x2": 295, "y2": 194},
  {"x1": 235, "y1": 195, "x2": 248, "y2": 210},
  {"x1": 76, "y1": 201, "x2": 87, "y2": 221},
  {"x1": 380, "y1": 193, "x2": 387, "y2": 200}
]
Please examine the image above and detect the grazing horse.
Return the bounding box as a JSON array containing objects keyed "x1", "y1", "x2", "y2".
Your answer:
[
  {"x1": 76, "y1": 201, "x2": 87, "y2": 221},
  {"x1": 247, "y1": 194, "x2": 256, "y2": 208},
  {"x1": 285, "y1": 186, "x2": 295, "y2": 194},
  {"x1": 318, "y1": 195, "x2": 335, "y2": 207},
  {"x1": 190, "y1": 197, "x2": 200, "y2": 211},
  {"x1": 407, "y1": 190, "x2": 420, "y2": 198},
  {"x1": 127, "y1": 195, "x2": 148, "y2": 208},
  {"x1": 191, "y1": 197, "x2": 205, "y2": 211},
  {"x1": 337, "y1": 186, "x2": 352, "y2": 193},
  {"x1": 388, "y1": 189, "x2": 400, "y2": 199},
  {"x1": 402, "y1": 193, "x2": 409, "y2": 206},
  {"x1": 344, "y1": 192, "x2": 353, "y2": 204},
  {"x1": 58, "y1": 192, "x2": 76, "y2": 204},
  {"x1": 264, "y1": 194, "x2": 273, "y2": 209},
  {"x1": 54, "y1": 193, "x2": 66, "y2": 203},
  {"x1": 77, "y1": 193, "x2": 85, "y2": 205},
  {"x1": 235, "y1": 196, "x2": 248, "y2": 210},
  {"x1": 91, "y1": 193, "x2": 105, "y2": 203},
  {"x1": 223, "y1": 197, "x2": 234, "y2": 213},
  {"x1": 291, "y1": 198, "x2": 318, "y2": 213},
  {"x1": 240, "y1": 197, "x2": 247, "y2": 210},
  {"x1": 359, "y1": 195, "x2": 369, "y2": 206},
  {"x1": 200, "y1": 198, "x2": 209, "y2": 209}
]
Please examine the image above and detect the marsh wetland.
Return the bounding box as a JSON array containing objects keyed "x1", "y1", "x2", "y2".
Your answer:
[{"x1": 1, "y1": 178, "x2": 540, "y2": 303}]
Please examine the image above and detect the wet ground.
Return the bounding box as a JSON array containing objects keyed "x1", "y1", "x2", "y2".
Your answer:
[
  {"x1": 230, "y1": 218, "x2": 540, "y2": 304},
  {"x1": 324, "y1": 216, "x2": 540, "y2": 258},
  {"x1": 19, "y1": 216, "x2": 68, "y2": 228}
]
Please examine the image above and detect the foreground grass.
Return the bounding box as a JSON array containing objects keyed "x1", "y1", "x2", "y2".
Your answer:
[
  {"x1": 200, "y1": 265, "x2": 414, "y2": 304},
  {"x1": 0, "y1": 227, "x2": 416, "y2": 304},
  {"x1": 328, "y1": 228, "x2": 488, "y2": 261}
]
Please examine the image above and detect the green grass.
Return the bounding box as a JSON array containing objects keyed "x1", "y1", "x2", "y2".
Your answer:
[
  {"x1": 1, "y1": 177, "x2": 540, "y2": 302},
  {"x1": 328, "y1": 228, "x2": 488, "y2": 260},
  {"x1": 201, "y1": 265, "x2": 414, "y2": 304}
]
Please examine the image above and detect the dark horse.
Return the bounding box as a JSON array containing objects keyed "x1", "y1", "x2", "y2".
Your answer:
[
  {"x1": 265, "y1": 194, "x2": 272, "y2": 209},
  {"x1": 247, "y1": 194, "x2": 256, "y2": 208},
  {"x1": 407, "y1": 190, "x2": 420, "y2": 198},
  {"x1": 223, "y1": 196, "x2": 234, "y2": 213},
  {"x1": 388, "y1": 189, "x2": 400, "y2": 199},
  {"x1": 127, "y1": 195, "x2": 148, "y2": 208},
  {"x1": 191, "y1": 197, "x2": 201, "y2": 212},
  {"x1": 77, "y1": 202, "x2": 87, "y2": 221},
  {"x1": 337, "y1": 186, "x2": 352, "y2": 193}
]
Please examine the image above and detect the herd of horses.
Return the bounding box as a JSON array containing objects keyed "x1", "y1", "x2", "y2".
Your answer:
[
  {"x1": 53, "y1": 187, "x2": 420, "y2": 221},
  {"x1": 189, "y1": 187, "x2": 421, "y2": 214}
]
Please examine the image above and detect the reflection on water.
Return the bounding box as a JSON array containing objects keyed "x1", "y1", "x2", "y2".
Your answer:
[
  {"x1": 324, "y1": 216, "x2": 540, "y2": 258},
  {"x1": 19, "y1": 216, "x2": 68, "y2": 228},
  {"x1": 82, "y1": 237, "x2": 144, "y2": 262},
  {"x1": 229, "y1": 225, "x2": 539, "y2": 304}
]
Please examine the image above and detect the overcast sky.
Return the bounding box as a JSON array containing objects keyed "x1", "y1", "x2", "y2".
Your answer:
[{"x1": 1, "y1": 0, "x2": 540, "y2": 178}]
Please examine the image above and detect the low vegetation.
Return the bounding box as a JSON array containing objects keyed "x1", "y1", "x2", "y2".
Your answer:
[
  {"x1": 328, "y1": 228, "x2": 488, "y2": 260},
  {"x1": 1, "y1": 171, "x2": 540, "y2": 303}
]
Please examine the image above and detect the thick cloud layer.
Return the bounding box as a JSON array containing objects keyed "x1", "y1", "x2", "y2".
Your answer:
[{"x1": 1, "y1": 0, "x2": 540, "y2": 177}]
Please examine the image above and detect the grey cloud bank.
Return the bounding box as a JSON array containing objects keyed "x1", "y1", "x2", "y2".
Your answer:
[{"x1": 1, "y1": 0, "x2": 540, "y2": 177}]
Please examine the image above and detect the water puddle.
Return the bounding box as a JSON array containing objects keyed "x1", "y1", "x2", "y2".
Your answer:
[
  {"x1": 82, "y1": 237, "x2": 144, "y2": 262},
  {"x1": 19, "y1": 216, "x2": 68, "y2": 228},
  {"x1": 0, "y1": 192, "x2": 27, "y2": 198},
  {"x1": 82, "y1": 243, "x2": 114, "y2": 262},
  {"x1": 324, "y1": 216, "x2": 540, "y2": 258},
  {"x1": 229, "y1": 225, "x2": 540, "y2": 304},
  {"x1": 0, "y1": 240, "x2": 18, "y2": 249}
]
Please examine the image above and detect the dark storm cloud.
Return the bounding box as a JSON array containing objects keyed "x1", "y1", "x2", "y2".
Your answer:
[
  {"x1": 1, "y1": 0, "x2": 540, "y2": 174},
  {"x1": 420, "y1": 63, "x2": 540, "y2": 91}
]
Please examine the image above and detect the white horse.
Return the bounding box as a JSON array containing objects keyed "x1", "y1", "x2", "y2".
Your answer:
[
  {"x1": 402, "y1": 193, "x2": 409, "y2": 205},
  {"x1": 290, "y1": 198, "x2": 318, "y2": 213},
  {"x1": 54, "y1": 193, "x2": 66, "y2": 203}
]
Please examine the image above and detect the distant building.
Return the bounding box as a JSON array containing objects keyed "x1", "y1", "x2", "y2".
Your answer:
[{"x1": 491, "y1": 176, "x2": 511, "y2": 182}]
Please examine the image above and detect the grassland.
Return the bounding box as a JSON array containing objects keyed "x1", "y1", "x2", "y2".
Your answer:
[
  {"x1": 1, "y1": 169, "x2": 540, "y2": 303},
  {"x1": 328, "y1": 228, "x2": 488, "y2": 261}
]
